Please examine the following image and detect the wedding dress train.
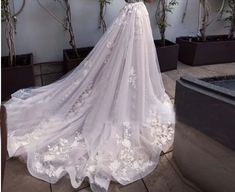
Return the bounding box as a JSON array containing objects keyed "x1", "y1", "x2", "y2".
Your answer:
[{"x1": 5, "y1": 1, "x2": 175, "y2": 191}]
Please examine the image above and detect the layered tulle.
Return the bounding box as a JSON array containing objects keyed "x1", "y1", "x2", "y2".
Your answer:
[{"x1": 5, "y1": 2, "x2": 175, "y2": 191}]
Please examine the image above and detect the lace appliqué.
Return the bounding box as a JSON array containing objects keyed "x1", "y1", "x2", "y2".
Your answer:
[
  {"x1": 108, "y1": 122, "x2": 154, "y2": 182},
  {"x1": 66, "y1": 83, "x2": 93, "y2": 117},
  {"x1": 129, "y1": 67, "x2": 137, "y2": 88},
  {"x1": 108, "y1": 116, "x2": 174, "y2": 182},
  {"x1": 8, "y1": 118, "x2": 60, "y2": 154},
  {"x1": 11, "y1": 89, "x2": 32, "y2": 100},
  {"x1": 57, "y1": 60, "x2": 92, "y2": 104},
  {"x1": 144, "y1": 109, "x2": 174, "y2": 150},
  {"x1": 9, "y1": 111, "x2": 174, "y2": 185},
  {"x1": 126, "y1": 0, "x2": 143, "y2": 3},
  {"x1": 32, "y1": 132, "x2": 86, "y2": 181}
]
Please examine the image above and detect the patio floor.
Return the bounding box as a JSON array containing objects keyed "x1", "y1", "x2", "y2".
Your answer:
[{"x1": 3, "y1": 61, "x2": 235, "y2": 192}]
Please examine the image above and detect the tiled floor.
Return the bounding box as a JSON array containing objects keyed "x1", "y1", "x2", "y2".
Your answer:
[{"x1": 2, "y1": 62, "x2": 235, "y2": 192}]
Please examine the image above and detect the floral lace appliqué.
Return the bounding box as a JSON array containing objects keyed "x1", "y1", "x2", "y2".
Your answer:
[
  {"x1": 66, "y1": 83, "x2": 93, "y2": 117},
  {"x1": 144, "y1": 109, "x2": 174, "y2": 149},
  {"x1": 32, "y1": 132, "x2": 85, "y2": 179},
  {"x1": 129, "y1": 67, "x2": 137, "y2": 88}
]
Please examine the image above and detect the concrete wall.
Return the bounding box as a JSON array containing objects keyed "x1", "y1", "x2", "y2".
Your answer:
[{"x1": 1, "y1": 0, "x2": 229, "y2": 63}]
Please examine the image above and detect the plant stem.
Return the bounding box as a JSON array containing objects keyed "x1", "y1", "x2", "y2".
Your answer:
[
  {"x1": 161, "y1": 0, "x2": 166, "y2": 46},
  {"x1": 3, "y1": 0, "x2": 16, "y2": 66},
  {"x1": 228, "y1": 1, "x2": 235, "y2": 39},
  {"x1": 200, "y1": 0, "x2": 208, "y2": 41},
  {"x1": 64, "y1": 0, "x2": 79, "y2": 58},
  {"x1": 37, "y1": 0, "x2": 79, "y2": 58},
  {"x1": 99, "y1": 0, "x2": 108, "y2": 33}
]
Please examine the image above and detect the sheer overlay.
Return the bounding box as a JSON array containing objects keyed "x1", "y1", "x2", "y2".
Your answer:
[{"x1": 5, "y1": 1, "x2": 175, "y2": 191}]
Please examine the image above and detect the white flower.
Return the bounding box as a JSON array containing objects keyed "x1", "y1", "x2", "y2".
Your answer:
[
  {"x1": 34, "y1": 162, "x2": 43, "y2": 173},
  {"x1": 44, "y1": 154, "x2": 55, "y2": 161},
  {"x1": 60, "y1": 138, "x2": 68, "y2": 146},
  {"x1": 87, "y1": 165, "x2": 96, "y2": 173},
  {"x1": 155, "y1": 128, "x2": 162, "y2": 135},
  {"x1": 106, "y1": 41, "x2": 112, "y2": 48},
  {"x1": 45, "y1": 165, "x2": 56, "y2": 177},
  {"x1": 128, "y1": 67, "x2": 137, "y2": 88},
  {"x1": 132, "y1": 161, "x2": 140, "y2": 169},
  {"x1": 83, "y1": 69, "x2": 88, "y2": 76},
  {"x1": 123, "y1": 122, "x2": 130, "y2": 127},
  {"x1": 71, "y1": 140, "x2": 79, "y2": 147},
  {"x1": 122, "y1": 139, "x2": 131, "y2": 148},
  {"x1": 160, "y1": 137, "x2": 167, "y2": 144},
  {"x1": 110, "y1": 160, "x2": 120, "y2": 172}
]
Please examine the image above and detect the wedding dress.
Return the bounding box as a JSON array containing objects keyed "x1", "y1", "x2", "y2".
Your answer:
[{"x1": 5, "y1": 0, "x2": 175, "y2": 191}]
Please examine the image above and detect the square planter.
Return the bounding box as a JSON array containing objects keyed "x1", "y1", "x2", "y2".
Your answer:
[
  {"x1": 176, "y1": 35, "x2": 235, "y2": 66},
  {"x1": 63, "y1": 47, "x2": 93, "y2": 74},
  {"x1": 1, "y1": 53, "x2": 34, "y2": 101},
  {"x1": 154, "y1": 39, "x2": 179, "y2": 72}
]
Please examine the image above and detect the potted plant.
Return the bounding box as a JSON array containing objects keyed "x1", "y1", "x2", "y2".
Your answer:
[
  {"x1": 37, "y1": 0, "x2": 93, "y2": 74},
  {"x1": 176, "y1": 0, "x2": 235, "y2": 66},
  {"x1": 63, "y1": 0, "x2": 112, "y2": 73},
  {"x1": 1, "y1": 0, "x2": 34, "y2": 101},
  {"x1": 154, "y1": 0, "x2": 179, "y2": 72}
]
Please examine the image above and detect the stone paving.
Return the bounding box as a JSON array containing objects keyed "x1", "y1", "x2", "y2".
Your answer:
[{"x1": 3, "y1": 61, "x2": 235, "y2": 192}]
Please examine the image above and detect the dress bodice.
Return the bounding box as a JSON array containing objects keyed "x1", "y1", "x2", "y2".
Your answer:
[{"x1": 125, "y1": 0, "x2": 143, "y2": 3}]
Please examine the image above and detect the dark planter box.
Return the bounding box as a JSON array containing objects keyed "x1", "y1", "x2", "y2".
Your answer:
[
  {"x1": 176, "y1": 35, "x2": 235, "y2": 66},
  {"x1": 1, "y1": 53, "x2": 34, "y2": 101},
  {"x1": 63, "y1": 47, "x2": 93, "y2": 74},
  {"x1": 154, "y1": 39, "x2": 179, "y2": 72},
  {"x1": 175, "y1": 75, "x2": 235, "y2": 151}
]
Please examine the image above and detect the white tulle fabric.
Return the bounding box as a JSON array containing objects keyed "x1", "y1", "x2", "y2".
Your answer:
[{"x1": 5, "y1": 1, "x2": 175, "y2": 191}]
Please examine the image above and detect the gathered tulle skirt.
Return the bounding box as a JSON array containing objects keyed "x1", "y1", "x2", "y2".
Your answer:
[{"x1": 5, "y1": 2, "x2": 175, "y2": 191}]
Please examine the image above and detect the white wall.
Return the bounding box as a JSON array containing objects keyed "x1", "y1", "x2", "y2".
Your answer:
[{"x1": 1, "y1": 0, "x2": 229, "y2": 63}]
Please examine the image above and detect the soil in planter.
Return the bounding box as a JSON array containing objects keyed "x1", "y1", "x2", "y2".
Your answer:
[
  {"x1": 154, "y1": 39, "x2": 177, "y2": 47},
  {"x1": 65, "y1": 47, "x2": 93, "y2": 59},
  {"x1": 2, "y1": 54, "x2": 33, "y2": 68}
]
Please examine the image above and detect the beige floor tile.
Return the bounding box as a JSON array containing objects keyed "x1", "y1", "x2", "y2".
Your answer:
[
  {"x1": 143, "y1": 155, "x2": 197, "y2": 192},
  {"x1": 165, "y1": 153, "x2": 203, "y2": 192},
  {"x1": 177, "y1": 62, "x2": 191, "y2": 70},
  {"x1": 180, "y1": 66, "x2": 220, "y2": 79},
  {"x1": 40, "y1": 62, "x2": 63, "y2": 75},
  {"x1": 165, "y1": 65, "x2": 219, "y2": 82},
  {"x1": 78, "y1": 180, "x2": 147, "y2": 192},
  {"x1": 108, "y1": 180, "x2": 147, "y2": 192},
  {"x1": 42, "y1": 73, "x2": 63, "y2": 85},
  {"x1": 164, "y1": 70, "x2": 182, "y2": 81},
  {"x1": 78, "y1": 187, "x2": 91, "y2": 192},
  {"x1": 3, "y1": 158, "x2": 51, "y2": 192},
  {"x1": 200, "y1": 62, "x2": 235, "y2": 76},
  {"x1": 162, "y1": 73, "x2": 176, "y2": 99},
  {"x1": 51, "y1": 175, "x2": 89, "y2": 192},
  {"x1": 33, "y1": 64, "x2": 41, "y2": 76}
]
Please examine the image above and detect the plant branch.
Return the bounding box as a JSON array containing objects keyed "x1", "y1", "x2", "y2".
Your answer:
[
  {"x1": 181, "y1": 0, "x2": 189, "y2": 23},
  {"x1": 99, "y1": 0, "x2": 112, "y2": 33},
  {"x1": 36, "y1": 0, "x2": 79, "y2": 57},
  {"x1": 155, "y1": 0, "x2": 178, "y2": 46},
  {"x1": 36, "y1": 0, "x2": 68, "y2": 29},
  {"x1": 2, "y1": 0, "x2": 16, "y2": 66}
]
